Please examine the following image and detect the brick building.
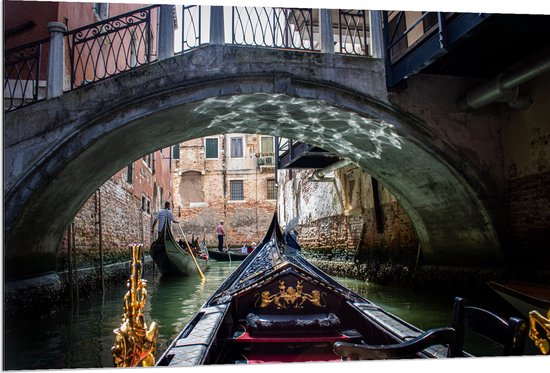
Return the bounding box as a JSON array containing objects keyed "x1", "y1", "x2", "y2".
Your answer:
[
  {"x1": 173, "y1": 134, "x2": 277, "y2": 248},
  {"x1": 57, "y1": 148, "x2": 174, "y2": 271}
]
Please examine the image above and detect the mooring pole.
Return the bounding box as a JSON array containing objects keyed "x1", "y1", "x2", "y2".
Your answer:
[
  {"x1": 98, "y1": 188, "x2": 104, "y2": 292},
  {"x1": 72, "y1": 221, "x2": 79, "y2": 301},
  {"x1": 67, "y1": 224, "x2": 74, "y2": 304}
]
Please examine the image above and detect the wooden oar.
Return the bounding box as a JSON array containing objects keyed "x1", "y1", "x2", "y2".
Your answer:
[{"x1": 177, "y1": 223, "x2": 206, "y2": 281}]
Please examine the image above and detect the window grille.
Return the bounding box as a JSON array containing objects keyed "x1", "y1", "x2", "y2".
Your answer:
[
  {"x1": 267, "y1": 179, "x2": 277, "y2": 200},
  {"x1": 230, "y1": 180, "x2": 244, "y2": 200}
]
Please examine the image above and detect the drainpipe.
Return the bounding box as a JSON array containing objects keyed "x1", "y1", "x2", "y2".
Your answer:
[
  {"x1": 309, "y1": 159, "x2": 353, "y2": 182},
  {"x1": 457, "y1": 54, "x2": 550, "y2": 111}
]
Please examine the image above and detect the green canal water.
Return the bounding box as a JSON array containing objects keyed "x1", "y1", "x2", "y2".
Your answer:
[{"x1": 3, "y1": 261, "x2": 538, "y2": 370}]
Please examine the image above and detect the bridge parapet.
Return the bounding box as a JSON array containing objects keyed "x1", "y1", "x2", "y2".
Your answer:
[{"x1": 4, "y1": 5, "x2": 377, "y2": 113}]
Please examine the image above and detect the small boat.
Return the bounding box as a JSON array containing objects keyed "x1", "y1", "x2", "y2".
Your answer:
[
  {"x1": 488, "y1": 280, "x2": 550, "y2": 317},
  {"x1": 150, "y1": 223, "x2": 208, "y2": 276},
  {"x1": 156, "y1": 213, "x2": 456, "y2": 366},
  {"x1": 206, "y1": 248, "x2": 249, "y2": 261}
]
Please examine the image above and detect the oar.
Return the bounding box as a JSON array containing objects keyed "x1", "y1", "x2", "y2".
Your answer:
[{"x1": 177, "y1": 223, "x2": 206, "y2": 281}]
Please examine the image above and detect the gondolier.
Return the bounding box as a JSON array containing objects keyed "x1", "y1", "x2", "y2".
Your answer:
[
  {"x1": 152, "y1": 202, "x2": 179, "y2": 237},
  {"x1": 216, "y1": 221, "x2": 225, "y2": 252}
]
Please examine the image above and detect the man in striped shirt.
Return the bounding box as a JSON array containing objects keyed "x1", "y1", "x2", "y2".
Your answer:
[{"x1": 152, "y1": 201, "x2": 179, "y2": 237}]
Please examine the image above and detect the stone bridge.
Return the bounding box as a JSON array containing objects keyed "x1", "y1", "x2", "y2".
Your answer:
[{"x1": 4, "y1": 44, "x2": 508, "y2": 280}]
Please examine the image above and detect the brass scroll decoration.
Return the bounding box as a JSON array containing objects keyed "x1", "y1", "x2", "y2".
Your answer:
[
  {"x1": 112, "y1": 244, "x2": 159, "y2": 367},
  {"x1": 529, "y1": 308, "x2": 550, "y2": 355},
  {"x1": 255, "y1": 280, "x2": 326, "y2": 309}
]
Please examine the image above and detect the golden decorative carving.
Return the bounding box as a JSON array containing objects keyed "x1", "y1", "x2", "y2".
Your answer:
[
  {"x1": 255, "y1": 280, "x2": 326, "y2": 309},
  {"x1": 529, "y1": 308, "x2": 550, "y2": 355},
  {"x1": 112, "y1": 244, "x2": 159, "y2": 367}
]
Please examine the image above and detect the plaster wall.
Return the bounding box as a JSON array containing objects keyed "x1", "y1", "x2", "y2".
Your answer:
[{"x1": 278, "y1": 166, "x2": 419, "y2": 264}]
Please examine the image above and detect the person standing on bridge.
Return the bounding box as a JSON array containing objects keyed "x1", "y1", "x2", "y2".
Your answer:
[
  {"x1": 152, "y1": 202, "x2": 179, "y2": 238},
  {"x1": 216, "y1": 221, "x2": 225, "y2": 252}
]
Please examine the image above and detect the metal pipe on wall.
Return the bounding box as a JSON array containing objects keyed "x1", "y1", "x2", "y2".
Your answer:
[
  {"x1": 457, "y1": 54, "x2": 550, "y2": 111},
  {"x1": 309, "y1": 159, "x2": 353, "y2": 181}
]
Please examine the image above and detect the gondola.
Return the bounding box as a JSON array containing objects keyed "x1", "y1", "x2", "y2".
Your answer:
[
  {"x1": 488, "y1": 280, "x2": 550, "y2": 317},
  {"x1": 156, "y1": 213, "x2": 459, "y2": 366},
  {"x1": 150, "y1": 223, "x2": 208, "y2": 276},
  {"x1": 206, "y1": 248, "x2": 249, "y2": 261}
]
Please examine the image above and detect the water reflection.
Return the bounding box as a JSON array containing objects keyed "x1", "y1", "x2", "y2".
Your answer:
[{"x1": 3, "y1": 262, "x2": 537, "y2": 370}]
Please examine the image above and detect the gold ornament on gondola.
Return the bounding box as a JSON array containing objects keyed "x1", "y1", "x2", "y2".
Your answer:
[
  {"x1": 112, "y1": 244, "x2": 159, "y2": 367},
  {"x1": 255, "y1": 280, "x2": 327, "y2": 309},
  {"x1": 528, "y1": 308, "x2": 550, "y2": 355}
]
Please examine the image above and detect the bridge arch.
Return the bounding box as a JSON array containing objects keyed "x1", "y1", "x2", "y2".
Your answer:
[{"x1": 4, "y1": 46, "x2": 502, "y2": 279}]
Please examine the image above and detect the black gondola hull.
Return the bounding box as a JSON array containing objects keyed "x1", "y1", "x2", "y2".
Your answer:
[{"x1": 157, "y1": 214, "x2": 452, "y2": 366}]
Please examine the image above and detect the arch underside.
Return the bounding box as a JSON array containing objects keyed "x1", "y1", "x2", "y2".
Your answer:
[{"x1": 3, "y1": 49, "x2": 502, "y2": 279}]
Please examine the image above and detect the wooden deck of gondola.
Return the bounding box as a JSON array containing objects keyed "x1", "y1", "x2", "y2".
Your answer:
[
  {"x1": 157, "y1": 214, "x2": 454, "y2": 366},
  {"x1": 160, "y1": 304, "x2": 230, "y2": 366}
]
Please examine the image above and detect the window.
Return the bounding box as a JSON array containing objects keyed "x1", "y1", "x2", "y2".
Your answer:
[
  {"x1": 93, "y1": 3, "x2": 109, "y2": 21},
  {"x1": 143, "y1": 154, "x2": 152, "y2": 168},
  {"x1": 173, "y1": 144, "x2": 180, "y2": 160},
  {"x1": 260, "y1": 136, "x2": 274, "y2": 155},
  {"x1": 267, "y1": 179, "x2": 277, "y2": 200},
  {"x1": 205, "y1": 138, "x2": 218, "y2": 159},
  {"x1": 141, "y1": 196, "x2": 151, "y2": 214},
  {"x1": 230, "y1": 180, "x2": 244, "y2": 201},
  {"x1": 126, "y1": 164, "x2": 133, "y2": 183},
  {"x1": 230, "y1": 137, "x2": 243, "y2": 158}
]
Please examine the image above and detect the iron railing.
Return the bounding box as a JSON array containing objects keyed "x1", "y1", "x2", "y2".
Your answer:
[
  {"x1": 232, "y1": 7, "x2": 316, "y2": 51},
  {"x1": 383, "y1": 11, "x2": 444, "y2": 63},
  {"x1": 4, "y1": 37, "x2": 49, "y2": 112},
  {"x1": 67, "y1": 5, "x2": 159, "y2": 89},
  {"x1": 5, "y1": 5, "x2": 374, "y2": 113},
  {"x1": 338, "y1": 10, "x2": 368, "y2": 55},
  {"x1": 181, "y1": 5, "x2": 203, "y2": 51}
]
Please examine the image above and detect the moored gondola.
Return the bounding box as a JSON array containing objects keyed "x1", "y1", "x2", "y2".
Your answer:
[
  {"x1": 156, "y1": 213, "x2": 464, "y2": 366},
  {"x1": 150, "y1": 223, "x2": 208, "y2": 276},
  {"x1": 206, "y1": 248, "x2": 249, "y2": 261}
]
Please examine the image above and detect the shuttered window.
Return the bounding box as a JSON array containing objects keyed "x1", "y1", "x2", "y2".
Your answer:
[
  {"x1": 231, "y1": 137, "x2": 243, "y2": 158},
  {"x1": 205, "y1": 138, "x2": 218, "y2": 159},
  {"x1": 260, "y1": 136, "x2": 274, "y2": 155}
]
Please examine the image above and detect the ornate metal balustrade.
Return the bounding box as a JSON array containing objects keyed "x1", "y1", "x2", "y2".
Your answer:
[
  {"x1": 338, "y1": 10, "x2": 368, "y2": 55},
  {"x1": 232, "y1": 7, "x2": 316, "y2": 51},
  {"x1": 4, "y1": 38, "x2": 49, "y2": 112},
  {"x1": 181, "y1": 5, "x2": 203, "y2": 51},
  {"x1": 67, "y1": 5, "x2": 159, "y2": 89},
  {"x1": 5, "y1": 5, "x2": 374, "y2": 113}
]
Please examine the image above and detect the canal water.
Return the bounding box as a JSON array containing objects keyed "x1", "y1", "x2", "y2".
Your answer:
[{"x1": 3, "y1": 261, "x2": 537, "y2": 370}]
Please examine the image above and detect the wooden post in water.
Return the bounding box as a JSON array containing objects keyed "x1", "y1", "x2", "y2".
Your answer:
[
  {"x1": 67, "y1": 224, "x2": 74, "y2": 304},
  {"x1": 98, "y1": 188, "x2": 104, "y2": 292}
]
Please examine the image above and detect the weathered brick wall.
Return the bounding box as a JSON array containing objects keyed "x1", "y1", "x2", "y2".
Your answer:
[
  {"x1": 503, "y1": 74, "x2": 550, "y2": 268},
  {"x1": 508, "y1": 170, "x2": 550, "y2": 266},
  {"x1": 57, "y1": 148, "x2": 172, "y2": 272},
  {"x1": 56, "y1": 179, "x2": 155, "y2": 272},
  {"x1": 173, "y1": 134, "x2": 277, "y2": 249},
  {"x1": 279, "y1": 166, "x2": 419, "y2": 264}
]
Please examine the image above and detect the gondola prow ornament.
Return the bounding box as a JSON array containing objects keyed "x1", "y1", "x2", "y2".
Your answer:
[
  {"x1": 529, "y1": 308, "x2": 550, "y2": 355},
  {"x1": 112, "y1": 244, "x2": 158, "y2": 367}
]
